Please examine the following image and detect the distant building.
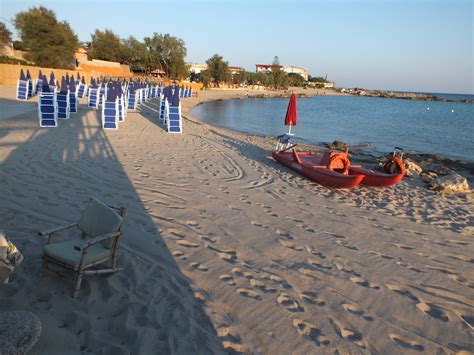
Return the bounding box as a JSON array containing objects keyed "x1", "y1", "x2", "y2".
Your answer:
[
  {"x1": 256, "y1": 64, "x2": 309, "y2": 81},
  {"x1": 255, "y1": 64, "x2": 283, "y2": 74},
  {"x1": 229, "y1": 66, "x2": 244, "y2": 75},
  {"x1": 283, "y1": 66, "x2": 308, "y2": 81},
  {"x1": 188, "y1": 63, "x2": 208, "y2": 74}
]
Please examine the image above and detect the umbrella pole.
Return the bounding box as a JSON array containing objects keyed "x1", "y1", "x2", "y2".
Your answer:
[{"x1": 288, "y1": 125, "x2": 292, "y2": 135}]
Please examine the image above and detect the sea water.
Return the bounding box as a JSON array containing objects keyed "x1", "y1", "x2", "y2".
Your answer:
[{"x1": 190, "y1": 95, "x2": 474, "y2": 162}]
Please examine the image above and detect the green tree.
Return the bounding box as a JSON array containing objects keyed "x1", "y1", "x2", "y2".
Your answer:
[
  {"x1": 144, "y1": 33, "x2": 188, "y2": 79},
  {"x1": 200, "y1": 69, "x2": 211, "y2": 88},
  {"x1": 14, "y1": 6, "x2": 78, "y2": 69},
  {"x1": 120, "y1": 36, "x2": 148, "y2": 67},
  {"x1": 270, "y1": 56, "x2": 287, "y2": 89},
  {"x1": 205, "y1": 54, "x2": 230, "y2": 87},
  {"x1": 232, "y1": 70, "x2": 246, "y2": 86},
  {"x1": 0, "y1": 22, "x2": 12, "y2": 45},
  {"x1": 89, "y1": 29, "x2": 123, "y2": 62},
  {"x1": 287, "y1": 73, "x2": 305, "y2": 87}
]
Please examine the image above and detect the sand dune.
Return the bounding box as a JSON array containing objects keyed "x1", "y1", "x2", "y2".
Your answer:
[{"x1": 0, "y1": 86, "x2": 472, "y2": 354}]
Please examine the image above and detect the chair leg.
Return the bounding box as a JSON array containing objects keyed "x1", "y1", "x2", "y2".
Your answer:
[
  {"x1": 41, "y1": 260, "x2": 48, "y2": 278},
  {"x1": 73, "y1": 271, "x2": 83, "y2": 298}
]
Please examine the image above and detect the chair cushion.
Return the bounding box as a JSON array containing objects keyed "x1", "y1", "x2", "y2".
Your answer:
[
  {"x1": 44, "y1": 240, "x2": 111, "y2": 270},
  {"x1": 78, "y1": 198, "x2": 122, "y2": 249}
]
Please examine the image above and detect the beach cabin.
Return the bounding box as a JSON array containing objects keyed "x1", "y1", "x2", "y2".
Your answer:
[
  {"x1": 16, "y1": 69, "x2": 29, "y2": 101},
  {"x1": 167, "y1": 88, "x2": 182, "y2": 133},
  {"x1": 57, "y1": 78, "x2": 70, "y2": 120},
  {"x1": 68, "y1": 80, "x2": 77, "y2": 114},
  {"x1": 102, "y1": 88, "x2": 119, "y2": 130},
  {"x1": 38, "y1": 79, "x2": 58, "y2": 127}
]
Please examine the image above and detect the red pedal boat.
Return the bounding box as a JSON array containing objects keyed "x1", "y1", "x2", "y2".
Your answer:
[
  {"x1": 272, "y1": 149, "x2": 364, "y2": 189},
  {"x1": 349, "y1": 147, "x2": 406, "y2": 187}
]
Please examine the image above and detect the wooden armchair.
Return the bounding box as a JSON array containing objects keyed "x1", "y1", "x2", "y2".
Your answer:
[{"x1": 38, "y1": 198, "x2": 126, "y2": 298}]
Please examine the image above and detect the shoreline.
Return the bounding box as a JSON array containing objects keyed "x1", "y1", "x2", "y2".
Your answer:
[
  {"x1": 181, "y1": 88, "x2": 474, "y2": 183},
  {"x1": 1, "y1": 85, "x2": 473, "y2": 353}
]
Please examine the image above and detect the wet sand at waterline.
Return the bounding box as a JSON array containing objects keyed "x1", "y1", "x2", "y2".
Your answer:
[{"x1": 0, "y1": 85, "x2": 472, "y2": 354}]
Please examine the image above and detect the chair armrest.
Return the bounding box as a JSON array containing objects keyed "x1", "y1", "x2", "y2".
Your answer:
[
  {"x1": 38, "y1": 222, "x2": 78, "y2": 237},
  {"x1": 74, "y1": 232, "x2": 121, "y2": 251}
]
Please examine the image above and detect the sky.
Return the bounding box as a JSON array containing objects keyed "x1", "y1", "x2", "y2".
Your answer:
[{"x1": 1, "y1": 0, "x2": 472, "y2": 94}]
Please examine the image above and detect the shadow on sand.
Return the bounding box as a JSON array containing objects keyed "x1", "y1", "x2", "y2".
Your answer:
[{"x1": 0, "y1": 97, "x2": 224, "y2": 353}]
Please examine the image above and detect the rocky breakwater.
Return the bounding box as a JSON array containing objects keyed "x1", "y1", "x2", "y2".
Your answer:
[{"x1": 337, "y1": 88, "x2": 474, "y2": 103}]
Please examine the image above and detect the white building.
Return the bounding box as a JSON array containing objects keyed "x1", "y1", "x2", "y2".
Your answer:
[
  {"x1": 188, "y1": 63, "x2": 208, "y2": 74},
  {"x1": 255, "y1": 64, "x2": 309, "y2": 81},
  {"x1": 283, "y1": 66, "x2": 308, "y2": 81}
]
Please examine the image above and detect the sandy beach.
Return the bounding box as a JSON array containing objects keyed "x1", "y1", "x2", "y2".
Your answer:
[{"x1": 1, "y1": 85, "x2": 473, "y2": 354}]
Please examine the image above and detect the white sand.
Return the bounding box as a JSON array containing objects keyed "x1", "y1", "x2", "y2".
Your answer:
[{"x1": 0, "y1": 85, "x2": 472, "y2": 354}]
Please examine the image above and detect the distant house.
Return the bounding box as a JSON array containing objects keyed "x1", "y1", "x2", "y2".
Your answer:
[
  {"x1": 229, "y1": 66, "x2": 244, "y2": 75},
  {"x1": 74, "y1": 48, "x2": 132, "y2": 77},
  {"x1": 188, "y1": 63, "x2": 208, "y2": 74},
  {"x1": 283, "y1": 66, "x2": 308, "y2": 81},
  {"x1": 255, "y1": 64, "x2": 309, "y2": 81},
  {"x1": 255, "y1": 64, "x2": 283, "y2": 74}
]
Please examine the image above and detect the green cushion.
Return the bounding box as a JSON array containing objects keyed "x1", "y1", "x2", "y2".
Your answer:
[
  {"x1": 43, "y1": 240, "x2": 112, "y2": 270},
  {"x1": 78, "y1": 198, "x2": 122, "y2": 249}
]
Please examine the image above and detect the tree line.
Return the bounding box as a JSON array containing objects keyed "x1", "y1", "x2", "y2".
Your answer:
[{"x1": 1, "y1": 6, "x2": 188, "y2": 79}]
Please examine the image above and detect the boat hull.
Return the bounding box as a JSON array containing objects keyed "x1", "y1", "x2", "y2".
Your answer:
[
  {"x1": 349, "y1": 166, "x2": 404, "y2": 187},
  {"x1": 272, "y1": 151, "x2": 363, "y2": 189}
]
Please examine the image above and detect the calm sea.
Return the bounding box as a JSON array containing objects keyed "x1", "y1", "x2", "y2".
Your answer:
[{"x1": 190, "y1": 94, "x2": 474, "y2": 162}]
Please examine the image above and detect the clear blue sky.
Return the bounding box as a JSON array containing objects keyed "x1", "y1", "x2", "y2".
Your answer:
[{"x1": 1, "y1": 0, "x2": 472, "y2": 93}]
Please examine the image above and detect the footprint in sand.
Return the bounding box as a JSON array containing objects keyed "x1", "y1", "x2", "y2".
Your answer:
[
  {"x1": 329, "y1": 317, "x2": 368, "y2": 349},
  {"x1": 445, "y1": 239, "x2": 470, "y2": 246},
  {"x1": 251, "y1": 220, "x2": 267, "y2": 228},
  {"x1": 426, "y1": 265, "x2": 457, "y2": 275},
  {"x1": 446, "y1": 254, "x2": 474, "y2": 263},
  {"x1": 368, "y1": 251, "x2": 395, "y2": 260},
  {"x1": 277, "y1": 293, "x2": 304, "y2": 312},
  {"x1": 416, "y1": 301, "x2": 449, "y2": 322},
  {"x1": 176, "y1": 239, "x2": 199, "y2": 248},
  {"x1": 336, "y1": 240, "x2": 359, "y2": 251},
  {"x1": 172, "y1": 250, "x2": 186, "y2": 260},
  {"x1": 449, "y1": 275, "x2": 474, "y2": 288},
  {"x1": 390, "y1": 243, "x2": 414, "y2": 250},
  {"x1": 388, "y1": 333, "x2": 424, "y2": 351},
  {"x1": 260, "y1": 272, "x2": 292, "y2": 289},
  {"x1": 335, "y1": 261, "x2": 361, "y2": 277},
  {"x1": 185, "y1": 220, "x2": 201, "y2": 229},
  {"x1": 199, "y1": 235, "x2": 217, "y2": 243},
  {"x1": 231, "y1": 267, "x2": 243, "y2": 277},
  {"x1": 249, "y1": 279, "x2": 276, "y2": 293},
  {"x1": 217, "y1": 252, "x2": 237, "y2": 263},
  {"x1": 342, "y1": 303, "x2": 374, "y2": 321},
  {"x1": 305, "y1": 245, "x2": 326, "y2": 259},
  {"x1": 236, "y1": 288, "x2": 261, "y2": 300},
  {"x1": 455, "y1": 312, "x2": 474, "y2": 330},
  {"x1": 276, "y1": 228, "x2": 292, "y2": 239},
  {"x1": 278, "y1": 239, "x2": 305, "y2": 251},
  {"x1": 322, "y1": 231, "x2": 345, "y2": 239},
  {"x1": 292, "y1": 319, "x2": 330, "y2": 346},
  {"x1": 219, "y1": 274, "x2": 236, "y2": 285},
  {"x1": 299, "y1": 291, "x2": 325, "y2": 306},
  {"x1": 189, "y1": 262, "x2": 208, "y2": 271},
  {"x1": 385, "y1": 284, "x2": 419, "y2": 302},
  {"x1": 350, "y1": 277, "x2": 380, "y2": 290},
  {"x1": 306, "y1": 258, "x2": 332, "y2": 270},
  {"x1": 396, "y1": 259, "x2": 424, "y2": 273}
]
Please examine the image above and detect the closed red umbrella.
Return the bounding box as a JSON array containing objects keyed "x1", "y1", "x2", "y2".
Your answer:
[{"x1": 284, "y1": 93, "x2": 297, "y2": 134}]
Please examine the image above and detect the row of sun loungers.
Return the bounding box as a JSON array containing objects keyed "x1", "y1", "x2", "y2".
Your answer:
[{"x1": 16, "y1": 69, "x2": 193, "y2": 133}]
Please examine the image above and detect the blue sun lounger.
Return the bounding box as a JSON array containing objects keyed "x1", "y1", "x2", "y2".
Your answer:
[
  {"x1": 16, "y1": 69, "x2": 29, "y2": 100},
  {"x1": 167, "y1": 88, "x2": 182, "y2": 133},
  {"x1": 69, "y1": 80, "x2": 77, "y2": 114},
  {"x1": 38, "y1": 79, "x2": 57, "y2": 127},
  {"x1": 57, "y1": 77, "x2": 70, "y2": 120},
  {"x1": 102, "y1": 88, "x2": 118, "y2": 129}
]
